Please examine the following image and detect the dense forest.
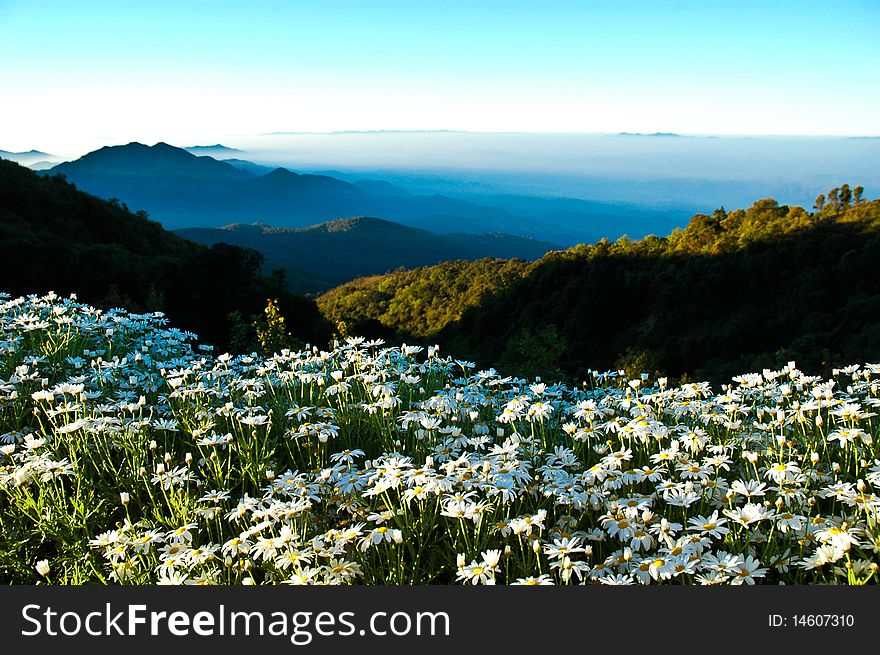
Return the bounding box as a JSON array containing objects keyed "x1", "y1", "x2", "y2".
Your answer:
[
  {"x1": 319, "y1": 185, "x2": 880, "y2": 383},
  {"x1": 0, "y1": 159, "x2": 331, "y2": 350}
]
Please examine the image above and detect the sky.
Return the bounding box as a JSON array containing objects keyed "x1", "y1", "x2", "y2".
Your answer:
[{"x1": 1, "y1": 0, "x2": 879, "y2": 155}]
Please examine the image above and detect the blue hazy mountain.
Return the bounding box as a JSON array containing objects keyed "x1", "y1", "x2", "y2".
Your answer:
[
  {"x1": 53, "y1": 142, "x2": 251, "y2": 180},
  {"x1": 617, "y1": 132, "x2": 685, "y2": 137},
  {"x1": 221, "y1": 158, "x2": 276, "y2": 176},
  {"x1": 0, "y1": 149, "x2": 63, "y2": 168},
  {"x1": 231, "y1": 132, "x2": 879, "y2": 215},
  {"x1": 183, "y1": 144, "x2": 245, "y2": 156},
  {"x1": 222, "y1": 160, "x2": 410, "y2": 199},
  {"x1": 176, "y1": 216, "x2": 558, "y2": 293},
  {"x1": 48, "y1": 142, "x2": 689, "y2": 245}
]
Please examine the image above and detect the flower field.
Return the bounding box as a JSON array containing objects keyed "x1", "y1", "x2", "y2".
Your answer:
[{"x1": 1, "y1": 292, "x2": 878, "y2": 585}]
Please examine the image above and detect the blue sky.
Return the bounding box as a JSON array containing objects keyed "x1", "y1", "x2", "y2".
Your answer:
[{"x1": 1, "y1": 0, "x2": 878, "y2": 153}]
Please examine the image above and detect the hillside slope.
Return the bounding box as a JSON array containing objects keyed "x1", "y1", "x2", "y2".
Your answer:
[
  {"x1": 0, "y1": 159, "x2": 330, "y2": 349},
  {"x1": 319, "y1": 188, "x2": 880, "y2": 382},
  {"x1": 177, "y1": 217, "x2": 557, "y2": 293}
]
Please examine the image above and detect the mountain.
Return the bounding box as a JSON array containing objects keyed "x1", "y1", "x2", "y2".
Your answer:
[
  {"x1": 0, "y1": 158, "x2": 330, "y2": 350},
  {"x1": 184, "y1": 144, "x2": 244, "y2": 156},
  {"x1": 46, "y1": 142, "x2": 670, "y2": 244},
  {"x1": 48, "y1": 143, "x2": 530, "y2": 232},
  {"x1": 0, "y1": 149, "x2": 62, "y2": 168},
  {"x1": 176, "y1": 217, "x2": 558, "y2": 293},
  {"x1": 350, "y1": 179, "x2": 410, "y2": 197},
  {"x1": 318, "y1": 188, "x2": 880, "y2": 383},
  {"x1": 222, "y1": 158, "x2": 276, "y2": 176},
  {"x1": 52, "y1": 142, "x2": 251, "y2": 180},
  {"x1": 265, "y1": 129, "x2": 464, "y2": 135},
  {"x1": 26, "y1": 160, "x2": 58, "y2": 171},
  {"x1": 617, "y1": 132, "x2": 684, "y2": 137}
]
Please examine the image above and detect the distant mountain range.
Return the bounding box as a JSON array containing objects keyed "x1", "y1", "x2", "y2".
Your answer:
[
  {"x1": 219, "y1": 159, "x2": 411, "y2": 196},
  {"x1": 0, "y1": 149, "x2": 63, "y2": 169},
  {"x1": 617, "y1": 132, "x2": 684, "y2": 138},
  {"x1": 264, "y1": 129, "x2": 465, "y2": 135},
  {"x1": 176, "y1": 217, "x2": 558, "y2": 293},
  {"x1": 46, "y1": 142, "x2": 686, "y2": 245},
  {"x1": 184, "y1": 144, "x2": 245, "y2": 155}
]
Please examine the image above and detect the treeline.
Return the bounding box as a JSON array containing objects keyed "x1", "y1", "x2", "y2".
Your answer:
[
  {"x1": 319, "y1": 187, "x2": 880, "y2": 384},
  {"x1": 0, "y1": 159, "x2": 331, "y2": 351},
  {"x1": 318, "y1": 258, "x2": 530, "y2": 339}
]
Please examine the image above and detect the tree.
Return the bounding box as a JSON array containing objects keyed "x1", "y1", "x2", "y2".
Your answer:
[
  {"x1": 840, "y1": 184, "x2": 852, "y2": 208},
  {"x1": 854, "y1": 186, "x2": 864, "y2": 205},
  {"x1": 255, "y1": 298, "x2": 300, "y2": 354},
  {"x1": 814, "y1": 194, "x2": 825, "y2": 212},
  {"x1": 828, "y1": 187, "x2": 841, "y2": 211}
]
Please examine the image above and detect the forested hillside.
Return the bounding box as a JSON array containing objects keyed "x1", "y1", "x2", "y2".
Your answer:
[
  {"x1": 0, "y1": 159, "x2": 330, "y2": 350},
  {"x1": 319, "y1": 186, "x2": 880, "y2": 383}
]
